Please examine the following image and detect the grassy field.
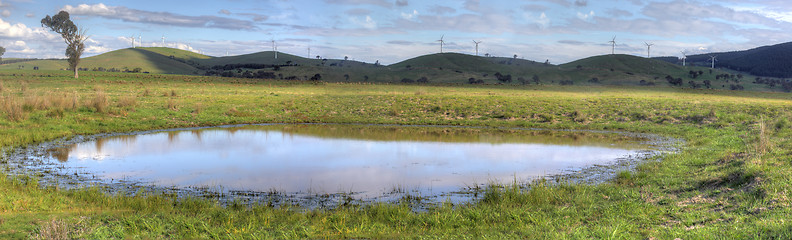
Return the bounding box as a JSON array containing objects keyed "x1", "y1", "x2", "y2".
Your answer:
[{"x1": 1, "y1": 70, "x2": 792, "y2": 238}]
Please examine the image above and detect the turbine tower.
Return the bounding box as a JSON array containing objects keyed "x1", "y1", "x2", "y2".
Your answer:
[
  {"x1": 644, "y1": 42, "x2": 654, "y2": 58},
  {"x1": 130, "y1": 35, "x2": 136, "y2": 48},
  {"x1": 437, "y1": 35, "x2": 445, "y2": 53},
  {"x1": 161, "y1": 35, "x2": 166, "y2": 47},
  {"x1": 138, "y1": 34, "x2": 142, "y2": 48},
  {"x1": 473, "y1": 40, "x2": 482, "y2": 56},
  {"x1": 709, "y1": 55, "x2": 717, "y2": 69},
  {"x1": 271, "y1": 39, "x2": 278, "y2": 59},
  {"x1": 680, "y1": 51, "x2": 687, "y2": 66},
  {"x1": 609, "y1": 36, "x2": 616, "y2": 55},
  {"x1": 307, "y1": 47, "x2": 311, "y2": 58}
]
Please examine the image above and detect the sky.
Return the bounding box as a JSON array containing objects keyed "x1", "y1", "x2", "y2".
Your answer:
[{"x1": 1, "y1": 0, "x2": 792, "y2": 65}]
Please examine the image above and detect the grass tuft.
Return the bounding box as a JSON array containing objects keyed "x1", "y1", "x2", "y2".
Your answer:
[
  {"x1": 0, "y1": 95, "x2": 27, "y2": 121},
  {"x1": 34, "y1": 219, "x2": 70, "y2": 240},
  {"x1": 117, "y1": 95, "x2": 138, "y2": 110},
  {"x1": 89, "y1": 90, "x2": 109, "y2": 113}
]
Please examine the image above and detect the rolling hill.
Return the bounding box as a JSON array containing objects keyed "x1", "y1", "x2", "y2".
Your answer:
[
  {"x1": 657, "y1": 42, "x2": 792, "y2": 78},
  {"x1": 0, "y1": 45, "x2": 788, "y2": 91},
  {"x1": 0, "y1": 48, "x2": 203, "y2": 74}
]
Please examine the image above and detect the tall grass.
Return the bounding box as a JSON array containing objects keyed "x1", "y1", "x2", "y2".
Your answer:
[
  {"x1": 0, "y1": 95, "x2": 26, "y2": 121},
  {"x1": 117, "y1": 95, "x2": 138, "y2": 109},
  {"x1": 89, "y1": 90, "x2": 109, "y2": 113}
]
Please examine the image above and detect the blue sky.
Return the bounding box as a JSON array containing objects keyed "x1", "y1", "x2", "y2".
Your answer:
[{"x1": 1, "y1": 0, "x2": 792, "y2": 64}]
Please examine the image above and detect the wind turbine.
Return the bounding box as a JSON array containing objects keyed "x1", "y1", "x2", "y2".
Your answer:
[
  {"x1": 609, "y1": 36, "x2": 616, "y2": 54},
  {"x1": 708, "y1": 55, "x2": 717, "y2": 69},
  {"x1": 437, "y1": 35, "x2": 445, "y2": 53},
  {"x1": 680, "y1": 51, "x2": 687, "y2": 66},
  {"x1": 138, "y1": 34, "x2": 142, "y2": 48},
  {"x1": 271, "y1": 39, "x2": 278, "y2": 59},
  {"x1": 307, "y1": 47, "x2": 311, "y2": 58},
  {"x1": 472, "y1": 40, "x2": 482, "y2": 56},
  {"x1": 644, "y1": 42, "x2": 654, "y2": 58},
  {"x1": 161, "y1": 35, "x2": 166, "y2": 47},
  {"x1": 130, "y1": 35, "x2": 136, "y2": 48}
]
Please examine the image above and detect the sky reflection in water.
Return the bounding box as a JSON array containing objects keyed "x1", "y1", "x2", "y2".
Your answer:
[{"x1": 51, "y1": 125, "x2": 645, "y2": 197}]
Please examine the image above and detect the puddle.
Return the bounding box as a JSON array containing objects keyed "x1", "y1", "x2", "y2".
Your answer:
[{"x1": 3, "y1": 124, "x2": 677, "y2": 208}]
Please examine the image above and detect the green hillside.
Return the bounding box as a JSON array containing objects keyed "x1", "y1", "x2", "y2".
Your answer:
[
  {"x1": 0, "y1": 48, "x2": 202, "y2": 74},
  {"x1": 196, "y1": 51, "x2": 373, "y2": 69},
  {"x1": 0, "y1": 47, "x2": 784, "y2": 91}
]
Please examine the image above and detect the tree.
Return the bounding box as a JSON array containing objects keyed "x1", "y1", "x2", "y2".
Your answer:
[
  {"x1": 42, "y1": 11, "x2": 88, "y2": 79},
  {"x1": 0, "y1": 46, "x2": 5, "y2": 62}
]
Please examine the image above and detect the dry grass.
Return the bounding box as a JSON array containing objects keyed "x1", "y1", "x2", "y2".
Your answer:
[
  {"x1": 34, "y1": 219, "x2": 71, "y2": 240},
  {"x1": 0, "y1": 81, "x2": 4, "y2": 92},
  {"x1": 117, "y1": 95, "x2": 138, "y2": 110},
  {"x1": 89, "y1": 90, "x2": 109, "y2": 113},
  {"x1": 192, "y1": 102, "x2": 203, "y2": 114},
  {"x1": 0, "y1": 95, "x2": 27, "y2": 121},
  {"x1": 23, "y1": 91, "x2": 51, "y2": 111},
  {"x1": 48, "y1": 92, "x2": 79, "y2": 110},
  {"x1": 167, "y1": 98, "x2": 179, "y2": 111}
]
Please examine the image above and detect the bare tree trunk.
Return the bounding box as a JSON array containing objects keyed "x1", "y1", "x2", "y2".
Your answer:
[{"x1": 73, "y1": 67, "x2": 78, "y2": 79}]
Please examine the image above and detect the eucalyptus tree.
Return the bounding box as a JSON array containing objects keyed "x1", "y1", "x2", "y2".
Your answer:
[{"x1": 41, "y1": 11, "x2": 88, "y2": 79}]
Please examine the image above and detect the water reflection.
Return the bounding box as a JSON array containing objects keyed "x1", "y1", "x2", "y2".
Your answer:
[{"x1": 47, "y1": 124, "x2": 648, "y2": 198}]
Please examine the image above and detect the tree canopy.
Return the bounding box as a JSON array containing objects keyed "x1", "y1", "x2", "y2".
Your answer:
[{"x1": 41, "y1": 11, "x2": 87, "y2": 79}]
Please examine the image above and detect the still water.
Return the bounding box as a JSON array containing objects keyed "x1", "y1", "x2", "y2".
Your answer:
[{"x1": 44, "y1": 124, "x2": 649, "y2": 199}]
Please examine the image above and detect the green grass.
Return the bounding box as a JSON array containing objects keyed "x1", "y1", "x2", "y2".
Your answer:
[{"x1": 1, "y1": 70, "x2": 792, "y2": 238}]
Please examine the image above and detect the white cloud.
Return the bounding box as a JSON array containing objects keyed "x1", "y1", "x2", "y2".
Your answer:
[
  {"x1": 62, "y1": 3, "x2": 260, "y2": 30},
  {"x1": 538, "y1": 12, "x2": 550, "y2": 28},
  {"x1": 1, "y1": 10, "x2": 9, "y2": 17},
  {"x1": 577, "y1": 10, "x2": 594, "y2": 21},
  {"x1": 401, "y1": 10, "x2": 418, "y2": 20},
  {"x1": 0, "y1": 18, "x2": 58, "y2": 41},
  {"x1": 351, "y1": 15, "x2": 377, "y2": 29}
]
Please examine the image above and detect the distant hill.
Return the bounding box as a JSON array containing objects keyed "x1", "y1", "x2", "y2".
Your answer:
[
  {"x1": 564, "y1": 54, "x2": 686, "y2": 76},
  {"x1": 656, "y1": 42, "x2": 792, "y2": 78},
  {"x1": 0, "y1": 46, "x2": 786, "y2": 92},
  {"x1": 0, "y1": 48, "x2": 203, "y2": 74}
]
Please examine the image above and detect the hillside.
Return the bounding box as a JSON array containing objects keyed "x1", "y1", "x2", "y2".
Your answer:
[
  {"x1": 0, "y1": 48, "x2": 203, "y2": 74},
  {"x1": 661, "y1": 42, "x2": 792, "y2": 78},
  {"x1": 195, "y1": 51, "x2": 374, "y2": 69},
  {"x1": 0, "y1": 46, "x2": 787, "y2": 91}
]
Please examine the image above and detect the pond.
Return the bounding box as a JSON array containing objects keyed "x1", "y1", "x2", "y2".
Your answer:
[{"x1": 20, "y1": 124, "x2": 667, "y2": 205}]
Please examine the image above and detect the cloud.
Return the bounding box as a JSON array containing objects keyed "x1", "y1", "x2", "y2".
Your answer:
[
  {"x1": 429, "y1": 5, "x2": 455, "y2": 15},
  {"x1": 537, "y1": 12, "x2": 550, "y2": 28},
  {"x1": 25, "y1": 12, "x2": 33, "y2": 17},
  {"x1": 395, "y1": 0, "x2": 408, "y2": 7},
  {"x1": 351, "y1": 15, "x2": 377, "y2": 29},
  {"x1": 345, "y1": 8, "x2": 372, "y2": 16},
  {"x1": 606, "y1": 8, "x2": 633, "y2": 18},
  {"x1": 401, "y1": 10, "x2": 418, "y2": 20},
  {"x1": 522, "y1": 4, "x2": 549, "y2": 12},
  {"x1": 558, "y1": 40, "x2": 585, "y2": 45},
  {"x1": 324, "y1": 0, "x2": 392, "y2": 8},
  {"x1": 387, "y1": 40, "x2": 413, "y2": 45},
  {"x1": 0, "y1": 18, "x2": 57, "y2": 40},
  {"x1": 62, "y1": 3, "x2": 260, "y2": 31},
  {"x1": 574, "y1": 0, "x2": 587, "y2": 7},
  {"x1": 218, "y1": 9, "x2": 231, "y2": 15},
  {"x1": 577, "y1": 11, "x2": 594, "y2": 20},
  {"x1": 1, "y1": 9, "x2": 8, "y2": 17}
]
